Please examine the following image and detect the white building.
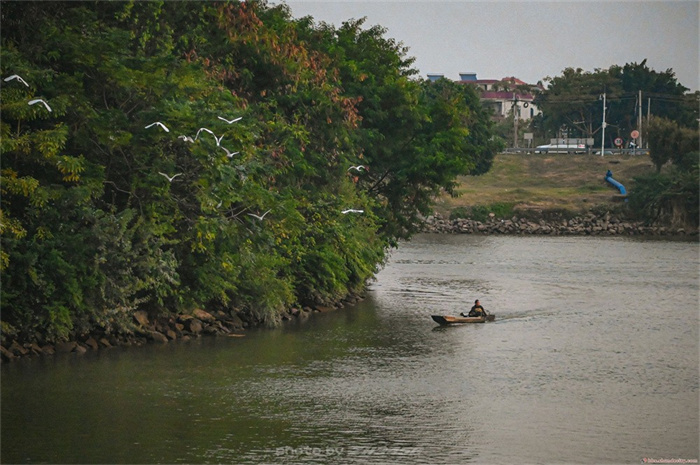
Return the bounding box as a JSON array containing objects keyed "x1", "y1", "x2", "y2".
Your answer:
[{"x1": 429, "y1": 72, "x2": 542, "y2": 121}]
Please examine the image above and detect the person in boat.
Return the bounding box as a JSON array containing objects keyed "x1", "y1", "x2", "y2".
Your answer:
[{"x1": 461, "y1": 299, "x2": 487, "y2": 318}]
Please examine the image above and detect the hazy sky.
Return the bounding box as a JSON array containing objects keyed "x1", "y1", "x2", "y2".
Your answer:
[{"x1": 275, "y1": 1, "x2": 699, "y2": 91}]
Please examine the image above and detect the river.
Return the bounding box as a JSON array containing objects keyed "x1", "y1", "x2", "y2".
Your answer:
[{"x1": 2, "y1": 235, "x2": 698, "y2": 464}]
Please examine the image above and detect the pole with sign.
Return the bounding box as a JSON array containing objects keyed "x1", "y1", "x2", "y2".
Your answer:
[{"x1": 631, "y1": 130, "x2": 640, "y2": 155}]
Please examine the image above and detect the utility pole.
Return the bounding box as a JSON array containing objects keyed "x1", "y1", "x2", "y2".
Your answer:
[
  {"x1": 647, "y1": 97, "x2": 651, "y2": 149},
  {"x1": 638, "y1": 90, "x2": 643, "y2": 149},
  {"x1": 600, "y1": 92, "x2": 606, "y2": 157},
  {"x1": 513, "y1": 94, "x2": 519, "y2": 148}
]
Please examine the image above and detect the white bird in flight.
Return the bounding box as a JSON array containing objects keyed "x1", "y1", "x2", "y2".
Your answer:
[
  {"x1": 220, "y1": 146, "x2": 239, "y2": 158},
  {"x1": 195, "y1": 127, "x2": 224, "y2": 146},
  {"x1": 178, "y1": 135, "x2": 194, "y2": 143},
  {"x1": 158, "y1": 172, "x2": 182, "y2": 182},
  {"x1": 348, "y1": 165, "x2": 366, "y2": 172},
  {"x1": 195, "y1": 127, "x2": 214, "y2": 140},
  {"x1": 28, "y1": 98, "x2": 52, "y2": 112},
  {"x1": 145, "y1": 122, "x2": 170, "y2": 132},
  {"x1": 4, "y1": 74, "x2": 29, "y2": 87},
  {"x1": 218, "y1": 116, "x2": 243, "y2": 124},
  {"x1": 247, "y1": 209, "x2": 271, "y2": 221},
  {"x1": 342, "y1": 209, "x2": 364, "y2": 214}
]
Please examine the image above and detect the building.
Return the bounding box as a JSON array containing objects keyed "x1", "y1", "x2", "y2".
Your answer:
[{"x1": 430, "y1": 72, "x2": 542, "y2": 121}]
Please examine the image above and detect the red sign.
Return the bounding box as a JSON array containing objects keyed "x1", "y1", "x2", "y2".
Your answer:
[
  {"x1": 631, "y1": 130, "x2": 640, "y2": 139},
  {"x1": 614, "y1": 137, "x2": 623, "y2": 147}
]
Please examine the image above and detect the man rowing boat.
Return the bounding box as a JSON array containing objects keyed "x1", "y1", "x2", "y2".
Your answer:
[{"x1": 461, "y1": 299, "x2": 487, "y2": 318}]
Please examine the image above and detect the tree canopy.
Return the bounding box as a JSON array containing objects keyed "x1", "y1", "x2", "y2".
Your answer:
[
  {"x1": 533, "y1": 61, "x2": 698, "y2": 146},
  {"x1": 0, "y1": 1, "x2": 499, "y2": 341}
]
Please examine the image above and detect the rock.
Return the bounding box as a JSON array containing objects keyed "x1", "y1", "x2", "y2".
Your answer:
[
  {"x1": 186, "y1": 319, "x2": 203, "y2": 334},
  {"x1": 74, "y1": 345, "x2": 88, "y2": 355},
  {"x1": 84, "y1": 338, "x2": 99, "y2": 350},
  {"x1": 229, "y1": 313, "x2": 245, "y2": 328},
  {"x1": 29, "y1": 343, "x2": 43, "y2": 356},
  {"x1": 41, "y1": 345, "x2": 55, "y2": 356},
  {"x1": 202, "y1": 324, "x2": 219, "y2": 335},
  {"x1": 9, "y1": 341, "x2": 29, "y2": 356},
  {"x1": 133, "y1": 310, "x2": 150, "y2": 327},
  {"x1": 54, "y1": 341, "x2": 78, "y2": 353},
  {"x1": 99, "y1": 338, "x2": 112, "y2": 348},
  {"x1": 166, "y1": 329, "x2": 177, "y2": 340},
  {"x1": 149, "y1": 331, "x2": 169, "y2": 343},
  {"x1": 193, "y1": 309, "x2": 215, "y2": 322},
  {"x1": 155, "y1": 322, "x2": 170, "y2": 334},
  {"x1": 0, "y1": 345, "x2": 15, "y2": 362}
]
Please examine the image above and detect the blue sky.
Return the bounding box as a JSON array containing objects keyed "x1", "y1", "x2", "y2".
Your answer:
[{"x1": 276, "y1": 1, "x2": 699, "y2": 91}]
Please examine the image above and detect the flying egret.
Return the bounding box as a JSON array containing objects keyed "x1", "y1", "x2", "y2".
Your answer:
[
  {"x1": 145, "y1": 122, "x2": 170, "y2": 132},
  {"x1": 348, "y1": 165, "x2": 366, "y2": 172},
  {"x1": 178, "y1": 135, "x2": 194, "y2": 143},
  {"x1": 247, "y1": 209, "x2": 271, "y2": 221},
  {"x1": 220, "y1": 146, "x2": 239, "y2": 158},
  {"x1": 195, "y1": 127, "x2": 214, "y2": 140},
  {"x1": 28, "y1": 98, "x2": 52, "y2": 112},
  {"x1": 213, "y1": 134, "x2": 224, "y2": 146},
  {"x1": 158, "y1": 172, "x2": 182, "y2": 182},
  {"x1": 4, "y1": 74, "x2": 29, "y2": 87},
  {"x1": 218, "y1": 116, "x2": 243, "y2": 124},
  {"x1": 341, "y1": 209, "x2": 364, "y2": 214}
]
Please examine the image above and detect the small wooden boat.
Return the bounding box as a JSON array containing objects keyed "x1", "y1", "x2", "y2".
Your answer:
[{"x1": 431, "y1": 314, "x2": 495, "y2": 325}]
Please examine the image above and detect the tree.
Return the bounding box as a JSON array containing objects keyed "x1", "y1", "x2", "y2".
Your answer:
[
  {"x1": 629, "y1": 116, "x2": 699, "y2": 228},
  {"x1": 609, "y1": 60, "x2": 696, "y2": 129},
  {"x1": 536, "y1": 62, "x2": 697, "y2": 147},
  {"x1": 297, "y1": 19, "x2": 500, "y2": 241},
  {"x1": 1, "y1": 0, "x2": 500, "y2": 341},
  {"x1": 535, "y1": 67, "x2": 620, "y2": 145}
]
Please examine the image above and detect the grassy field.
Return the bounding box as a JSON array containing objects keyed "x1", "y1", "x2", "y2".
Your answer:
[{"x1": 433, "y1": 152, "x2": 657, "y2": 217}]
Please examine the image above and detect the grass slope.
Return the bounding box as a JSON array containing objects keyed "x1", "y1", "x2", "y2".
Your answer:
[{"x1": 434, "y1": 153, "x2": 656, "y2": 217}]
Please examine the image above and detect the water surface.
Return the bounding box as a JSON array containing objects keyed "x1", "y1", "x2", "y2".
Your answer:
[{"x1": 2, "y1": 235, "x2": 698, "y2": 464}]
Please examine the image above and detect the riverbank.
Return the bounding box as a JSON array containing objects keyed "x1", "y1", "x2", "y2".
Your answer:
[
  {"x1": 433, "y1": 153, "x2": 657, "y2": 216},
  {"x1": 422, "y1": 211, "x2": 698, "y2": 236},
  {"x1": 0, "y1": 292, "x2": 366, "y2": 363},
  {"x1": 4, "y1": 210, "x2": 696, "y2": 363}
]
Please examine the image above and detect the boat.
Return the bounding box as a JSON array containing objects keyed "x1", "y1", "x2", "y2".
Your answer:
[{"x1": 431, "y1": 314, "x2": 496, "y2": 325}]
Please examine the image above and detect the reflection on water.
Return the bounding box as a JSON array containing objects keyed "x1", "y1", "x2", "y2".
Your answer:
[{"x1": 2, "y1": 235, "x2": 698, "y2": 464}]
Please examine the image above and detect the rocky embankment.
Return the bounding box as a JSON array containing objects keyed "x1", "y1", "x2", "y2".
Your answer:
[
  {"x1": 0, "y1": 293, "x2": 365, "y2": 363},
  {"x1": 422, "y1": 212, "x2": 697, "y2": 236}
]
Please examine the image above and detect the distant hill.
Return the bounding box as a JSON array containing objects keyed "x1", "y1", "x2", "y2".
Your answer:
[{"x1": 434, "y1": 153, "x2": 657, "y2": 218}]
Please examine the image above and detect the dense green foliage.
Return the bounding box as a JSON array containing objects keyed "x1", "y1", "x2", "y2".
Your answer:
[
  {"x1": 628, "y1": 117, "x2": 699, "y2": 228},
  {"x1": 1, "y1": 1, "x2": 499, "y2": 341},
  {"x1": 533, "y1": 60, "x2": 698, "y2": 147}
]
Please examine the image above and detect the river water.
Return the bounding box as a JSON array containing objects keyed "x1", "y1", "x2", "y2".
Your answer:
[{"x1": 1, "y1": 235, "x2": 698, "y2": 464}]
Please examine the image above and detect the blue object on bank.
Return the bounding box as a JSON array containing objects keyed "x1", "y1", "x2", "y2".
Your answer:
[{"x1": 605, "y1": 170, "x2": 627, "y2": 195}]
